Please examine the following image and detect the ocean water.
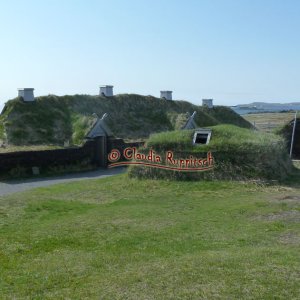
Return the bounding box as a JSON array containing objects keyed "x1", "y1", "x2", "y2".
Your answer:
[{"x1": 231, "y1": 105, "x2": 300, "y2": 115}]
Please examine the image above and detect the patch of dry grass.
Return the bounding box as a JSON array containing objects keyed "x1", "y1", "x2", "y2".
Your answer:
[{"x1": 243, "y1": 112, "x2": 295, "y2": 132}]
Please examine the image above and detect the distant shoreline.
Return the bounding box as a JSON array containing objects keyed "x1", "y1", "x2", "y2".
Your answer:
[{"x1": 231, "y1": 105, "x2": 300, "y2": 115}]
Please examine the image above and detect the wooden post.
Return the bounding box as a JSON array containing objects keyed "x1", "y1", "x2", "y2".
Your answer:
[
  {"x1": 290, "y1": 111, "x2": 298, "y2": 158},
  {"x1": 94, "y1": 136, "x2": 108, "y2": 167}
]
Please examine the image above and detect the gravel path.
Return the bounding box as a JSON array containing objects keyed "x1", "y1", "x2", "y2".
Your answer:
[{"x1": 0, "y1": 167, "x2": 125, "y2": 196}]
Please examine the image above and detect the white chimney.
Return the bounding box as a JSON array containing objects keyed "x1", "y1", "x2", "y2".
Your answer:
[
  {"x1": 18, "y1": 88, "x2": 35, "y2": 102},
  {"x1": 160, "y1": 91, "x2": 172, "y2": 100},
  {"x1": 100, "y1": 85, "x2": 114, "y2": 97},
  {"x1": 202, "y1": 99, "x2": 213, "y2": 108}
]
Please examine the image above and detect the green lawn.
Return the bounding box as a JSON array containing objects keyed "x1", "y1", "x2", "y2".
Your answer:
[{"x1": 0, "y1": 170, "x2": 299, "y2": 299}]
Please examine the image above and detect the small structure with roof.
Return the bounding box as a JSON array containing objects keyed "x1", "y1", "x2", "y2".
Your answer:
[
  {"x1": 99, "y1": 85, "x2": 114, "y2": 97},
  {"x1": 86, "y1": 113, "x2": 113, "y2": 168},
  {"x1": 160, "y1": 91, "x2": 172, "y2": 100},
  {"x1": 182, "y1": 111, "x2": 198, "y2": 130},
  {"x1": 18, "y1": 88, "x2": 35, "y2": 102},
  {"x1": 181, "y1": 111, "x2": 212, "y2": 145},
  {"x1": 202, "y1": 99, "x2": 213, "y2": 108},
  {"x1": 86, "y1": 113, "x2": 113, "y2": 139}
]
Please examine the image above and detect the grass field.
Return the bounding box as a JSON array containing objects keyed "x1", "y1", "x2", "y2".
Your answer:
[
  {"x1": 0, "y1": 166, "x2": 299, "y2": 299},
  {"x1": 243, "y1": 112, "x2": 295, "y2": 132}
]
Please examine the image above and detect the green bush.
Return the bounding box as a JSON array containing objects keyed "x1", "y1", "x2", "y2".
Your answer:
[
  {"x1": 71, "y1": 115, "x2": 94, "y2": 145},
  {"x1": 0, "y1": 121, "x2": 5, "y2": 140}
]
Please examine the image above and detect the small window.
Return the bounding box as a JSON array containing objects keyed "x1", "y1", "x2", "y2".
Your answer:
[
  {"x1": 193, "y1": 129, "x2": 212, "y2": 145},
  {"x1": 195, "y1": 133, "x2": 209, "y2": 144}
]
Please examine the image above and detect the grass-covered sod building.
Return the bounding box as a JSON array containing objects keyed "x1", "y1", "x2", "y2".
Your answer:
[{"x1": 129, "y1": 125, "x2": 293, "y2": 181}]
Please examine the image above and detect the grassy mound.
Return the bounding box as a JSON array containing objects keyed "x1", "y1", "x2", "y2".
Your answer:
[
  {"x1": 128, "y1": 125, "x2": 292, "y2": 181},
  {"x1": 278, "y1": 119, "x2": 300, "y2": 159},
  {"x1": 0, "y1": 94, "x2": 252, "y2": 146}
]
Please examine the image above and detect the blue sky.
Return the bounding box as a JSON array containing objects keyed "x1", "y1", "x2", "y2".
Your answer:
[{"x1": 0, "y1": 0, "x2": 299, "y2": 109}]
